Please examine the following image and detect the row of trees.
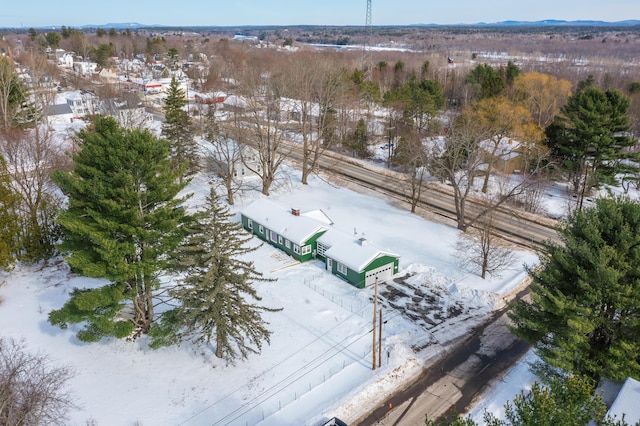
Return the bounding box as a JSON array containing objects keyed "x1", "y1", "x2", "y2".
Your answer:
[{"x1": 46, "y1": 116, "x2": 278, "y2": 361}]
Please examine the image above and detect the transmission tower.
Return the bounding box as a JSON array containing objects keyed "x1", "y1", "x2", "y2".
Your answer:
[{"x1": 363, "y1": 0, "x2": 372, "y2": 80}]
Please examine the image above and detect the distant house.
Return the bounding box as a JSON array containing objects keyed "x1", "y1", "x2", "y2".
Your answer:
[
  {"x1": 241, "y1": 198, "x2": 399, "y2": 288},
  {"x1": 72, "y1": 61, "x2": 98, "y2": 75},
  {"x1": 208, "y1": 143, "x2": 261, "y2": 183},
  {"x1": 66, "y1": 90, "x2": 100, "y2": 117},
  {"x1": 222, "y1": 94, "x2": 250, "y2": 113},
  {"x1": 56, "y1": 50, "x2": 74, "y2": 68},
  {"x1": 43, "y1": 103, "x2": 74, "y2": 124},
  {"x1": 100, "y1": 98, "x2": 152, "y2": 129},
  {"x1": 480, "y1": 137, "x2": 528, "y2": 175}
]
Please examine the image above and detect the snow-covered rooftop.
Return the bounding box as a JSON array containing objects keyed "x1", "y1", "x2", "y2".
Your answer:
[
  {"x1": 241, "y1": 197, "x2": 328, "y2": 244},
  {"x1": 319, "y1": 230, "x2": 399, "y2": 272}
]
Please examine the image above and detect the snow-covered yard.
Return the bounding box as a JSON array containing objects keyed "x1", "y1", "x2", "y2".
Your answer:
[{"x1": 0, "y1": 161, "x2": 538, "y2": 425}]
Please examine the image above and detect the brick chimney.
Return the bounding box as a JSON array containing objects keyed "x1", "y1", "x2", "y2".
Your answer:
[{"x1": 291, "y1": 208, "x2": 300, "y2": 216}]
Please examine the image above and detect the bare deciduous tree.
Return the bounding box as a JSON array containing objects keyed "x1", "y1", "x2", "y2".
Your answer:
[
  {"x1": 237, "y1": 66, "x2": 293, "y2": 196},
  {"x1": 393, "y1": 127, "x2": 431, "y2": 213},
  {"x1": 431, "y1": 112, "x2": 548, "y2": 231},
  {"x1": 282, "y1": 53, "x2": 344, "y2": 184},
  {"x1": 0, "y1": 126, "x2": 71, "y2": 262},
  {"x1": 0, "y1": 337, "x2": 76, "y2": 426},
  {"x1": 454, "y1": 212, "x2": 516, "y2": 279}
]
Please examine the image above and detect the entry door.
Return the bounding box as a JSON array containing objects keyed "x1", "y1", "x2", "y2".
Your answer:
[{"x1": 327, "y1": 258, "x2": 333, "y2": 271}]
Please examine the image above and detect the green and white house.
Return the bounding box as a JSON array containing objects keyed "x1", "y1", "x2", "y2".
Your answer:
[{"x1": 241, "y1": 198, "x2": 399, "y2": 288}]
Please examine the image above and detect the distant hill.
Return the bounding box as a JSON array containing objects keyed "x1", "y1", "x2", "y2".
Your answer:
[
  {"x1": 413, "y1": 19, "x2": 640, "y2": 27},
  {"x1": 8, "y1": 20, "x2": 640, "y2": 30}
]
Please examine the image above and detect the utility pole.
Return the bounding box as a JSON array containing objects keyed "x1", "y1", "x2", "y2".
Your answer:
[
  {"x1": 372, "y1": 276, "x2": 378, "y2": 370},
  {"x1": 378, "y1": 308, "x2": 382, "y2": 368}
]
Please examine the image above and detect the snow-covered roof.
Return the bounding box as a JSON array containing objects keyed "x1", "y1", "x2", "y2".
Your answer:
[
  {"x1": 607, "y1": 377, "x2": 640, "y2": 425},
  {"x1": 279, "y1": 97, "x2": 321, "y2": 118},
  {"x1": 241, "y1": 198, "x2": 328, "y2": 245},
  {"x1": 223, "y1": 94, "x2": 249, "y2": 108},
  {"x1": 66, "y1": 90, "x2": 98, "y2": 101},
  {"x1": 302, "y1": 209, "x2": 334, "y2": 226},
  {"x1": 318, "y1": 230, "x2": 398, "y2": 272}
]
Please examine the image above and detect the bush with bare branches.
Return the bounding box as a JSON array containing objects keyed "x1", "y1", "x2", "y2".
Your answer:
[{"x1": 0, "y1": 337, "x2": 76, "y2": 426}]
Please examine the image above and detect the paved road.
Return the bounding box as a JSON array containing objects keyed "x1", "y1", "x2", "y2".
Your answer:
[{"x1": 353, "y1": 301, "x2": 530, "y2": 426}]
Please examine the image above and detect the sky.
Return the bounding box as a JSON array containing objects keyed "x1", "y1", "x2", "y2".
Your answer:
[{"x1": 1, "y1": 0, "x2": 639, "y2": 28}]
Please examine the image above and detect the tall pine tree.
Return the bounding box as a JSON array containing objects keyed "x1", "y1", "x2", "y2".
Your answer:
[
  {"x1": 49, "y1": 116, "x2": 191, "y2": 341},
  {"x1": 162, "y1": 76, "x2": 200, "y2": 180},
  {"x1": 509, "y1": 196, "x2": 640, "y2": 382},
  {"x1": 151, "y1": 188, "x2": 279, "y2": 362},
  {"x1": 546, "y1": 87, "x2": 637, "y2": 208}
]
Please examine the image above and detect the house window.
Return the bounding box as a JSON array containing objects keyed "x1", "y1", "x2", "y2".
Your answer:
[
  {"x1": 247, "y1": 219, "x2": 253, "y2": 229},
  {"x1": 258, "y1": 225, "x2": 264, "y2": 234},
  {"x1": 337, "y1": 262, "x2": 347, "y2": 275},
  {"x1": 285, "y1": 240, "x2": 291, "y2": 249},
  {"x1": 278, "y1": 235, "x2": 283, "y2": 245},
  {"x1": 301, "y1": 245, "x2": 312, "y2": 256},
  {"x1": 270, "y1": 231, "x2": 277, "y2": 243},
  {"x1": 293, "y1": 244, "x2": 300, "y2": 254}
]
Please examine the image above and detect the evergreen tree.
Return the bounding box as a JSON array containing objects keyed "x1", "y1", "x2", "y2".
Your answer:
[
  {"x1": 344, "y1": 118, "x2": 370, "y2": 159},
  {"x1": 426, "y1": 374, "x2": 637, "y2": 426},
  {"x1": 465, "y1": 63, "x2": 506, "y2": 100},
  {"x1": 509, "y1": 197, "x2": 640, "y2": 382},
  {"x1": 49, "y1": 116, "x2": 190, "y2": 342},
  {"x1": 151, "y1": 188, "x2": 279, "y2": 362},
  {"x1": 0, "y1": 156, "x2": 19, "y2": 270},
  {"x1": 162, "y1": 76, "x2": 199, "y2": 180},
  {"x1": 0, "y1": 55, "x2": 28, "y2": 128},
  {"x1": 546, "y1": 87, "x2": 637, "y2": 208},
  {"x1": 383, "y1": 77, "x2": 445, "y2": 133}
]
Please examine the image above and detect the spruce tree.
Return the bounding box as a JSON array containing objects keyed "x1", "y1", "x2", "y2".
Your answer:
[
  {"x1": 151, "y1": 188, "x2": 279, "y2": 362},
  {"x1": 162, "y1": 76, "x2": 199, "y2": 179},
  {"x1": 345, "y1": 118, "x2": 370, "y2": 159},
  {"x1": 509, "y1": 197, "x2": 640, "y2": 382},
  {"x1": 49, "y1": 116, "x2": 191, "y2": 341},
  {"x1": 546, "y1": 87, "x2": 637, "y2": 208},
  {"x1": 0, "y1": 156, "x2": 18, "y2": 270}
]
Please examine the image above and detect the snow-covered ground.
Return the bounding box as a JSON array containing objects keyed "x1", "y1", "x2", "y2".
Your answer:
[
  {"x1": 3, "y1": 107, "x2": 636, "y2": 425},
  {"x1": 0, "y1": 154, "x2": 540, "y2": 425}
]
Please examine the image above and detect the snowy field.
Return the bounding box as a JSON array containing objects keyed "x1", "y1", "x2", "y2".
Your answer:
[{"x1": 0, "y1": 157, "x2": 540, "y2": 425}]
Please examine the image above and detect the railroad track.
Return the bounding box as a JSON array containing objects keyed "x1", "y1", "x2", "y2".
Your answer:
[{"x1": 288, "y1": 145, "x2": 561, "y2": 250}]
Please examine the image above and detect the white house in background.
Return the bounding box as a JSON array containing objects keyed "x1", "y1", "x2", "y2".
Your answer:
[
  {"x1": 66, "y1": 90, "x2": 100, "y2": 117},
  {"x1": 279, "y1": 97, "x2": 321, "y2": 125},
  {"x1": 44, "y1": 103, "x2": 74, "y2": 124},
  {"x1": 222, "y1": 94, "x2": 250, "y2": 113},
  {"x1": 208, "y1": 142, "x2": 262, "y2": 182},
  {"x1": 100, "y1": 98, "x2": 152, "y2": 129},
  {"x1": 56, "y1": 50, "x2": 74, "y2": 68},
  {"x1": 73, "y1": 61, "x2": 98, "y2": 75}
]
